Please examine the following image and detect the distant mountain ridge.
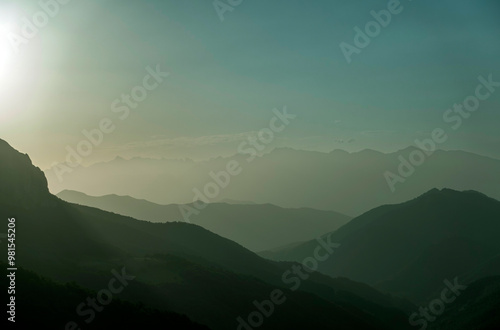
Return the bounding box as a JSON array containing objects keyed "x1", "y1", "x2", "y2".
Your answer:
[
  {"x1": 57, "y1": 189, "x2": 351, "y2": 251},
  {"x1": 46, "y1": 147, "x2": 500, "y2": 216}
]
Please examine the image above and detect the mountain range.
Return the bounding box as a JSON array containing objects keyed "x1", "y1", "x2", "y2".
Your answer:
[
  {"x1": 0, "y1": 138, "x2": 411, "y2": 329},
  {"x1": 56, "y1": 189, "x2": 351, "y2": 251},
  {"x1": 45, "y1": 147, "x2": 500, "y2": 216},
  {"x1": 3, "y1": 137, "x2": 500, "y2": 329}
]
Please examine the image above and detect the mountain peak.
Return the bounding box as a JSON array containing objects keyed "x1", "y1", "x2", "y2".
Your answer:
[
  {"x1": 407, "y1": 188, "x2": 500, "y2": 212},
  {"x1": 0, "y1": 138, "x2": 54, "y2": 207}
]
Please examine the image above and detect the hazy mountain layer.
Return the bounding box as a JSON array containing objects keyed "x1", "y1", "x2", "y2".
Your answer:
[
  {"x1": 57, "y1": 189, "x2": 351, "y2": 251},
  {"x1": 46, "y1": 147, "x2": 500, "y2": 216}
]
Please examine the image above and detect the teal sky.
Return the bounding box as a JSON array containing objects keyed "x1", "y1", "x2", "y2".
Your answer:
[{"x1": 1, "y1": 0, "x2": 500, "y2": 168}]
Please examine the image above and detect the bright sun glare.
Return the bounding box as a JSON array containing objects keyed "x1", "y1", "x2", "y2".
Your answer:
[
  {"x1": 0, "y1": 4, "x2": 33, "y2": 123},
  {"x1": 0, "y1": 39, "x2": 12, "y2": 71},
  {"x1": 0, "y1": 20, "x2": 14, "y2": 80},
  {"x1": 0, "y1": 23, "x2": 15, "y2": 122},
  {"x1": 0, "y1": 3, "x2": 18, "y2": 78}
]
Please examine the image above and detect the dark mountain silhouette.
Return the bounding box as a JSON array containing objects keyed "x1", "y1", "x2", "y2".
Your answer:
[
  {"x1": 0, "y1": 262, "x2": 208, "y2": 329},
  {"x1": 262, "y1": 189, "x2": 500, "y2": 303},
  {"x1": 45, "y1": 147, "x2": 500, "y2": 216},
  {"x1": 57, "y1": 189, "x2": 351, "y2": 251},
  {"x1": 0, "y1": 139, "x2": 410, "y2": 329},
  {"x1": 0, "y1": 139, "x2": 54, "y2": 208},
  {"x1": 428, "y1": 276, "x2": 500, "y2": 330}
]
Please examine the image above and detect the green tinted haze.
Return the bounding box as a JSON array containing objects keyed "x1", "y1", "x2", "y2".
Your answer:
[{"x1": 1, "y1": 0, "x2": 499, "y2": 168}]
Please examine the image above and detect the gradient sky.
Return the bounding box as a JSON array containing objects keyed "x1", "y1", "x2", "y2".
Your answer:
[{"x1": 1, "y1": 0, "x2": 499, "y2": 169}]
